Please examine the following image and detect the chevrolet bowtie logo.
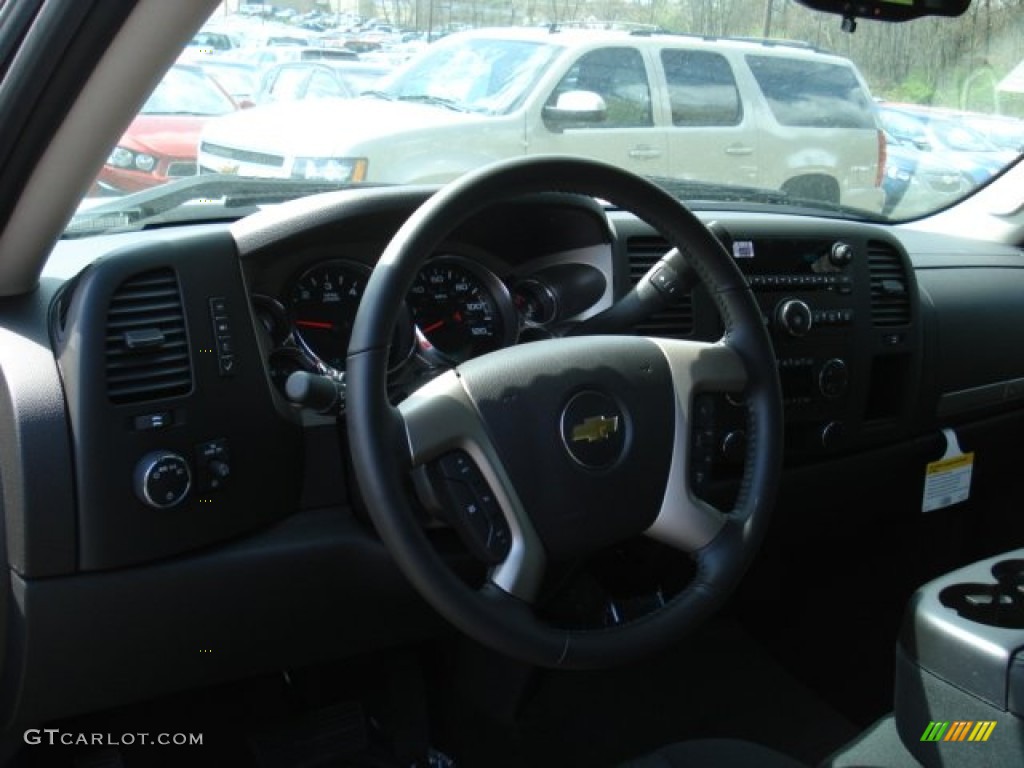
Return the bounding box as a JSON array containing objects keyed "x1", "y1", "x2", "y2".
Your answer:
[{"x1": 571, "y1": 415, "x2": 620, "y2": 443}]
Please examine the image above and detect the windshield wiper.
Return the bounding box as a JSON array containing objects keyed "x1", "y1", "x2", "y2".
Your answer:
[
  {"x1": 64, "y1": 174, "x2": 382, "y2": 238},
  {"x1": 396, "y1": 94, "x2": 467, "y2": 112},
  {"x1": 360, "y1": 89, "x2": 395, "y2": 101}
]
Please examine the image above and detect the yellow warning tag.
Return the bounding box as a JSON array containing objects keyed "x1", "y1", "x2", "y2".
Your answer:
[
  {"x1": 923, "y1": 431, "x2": 974, "y2": 513},
  {"x1": 926, "y1": 454, "x2": 974, "y2": 475}
]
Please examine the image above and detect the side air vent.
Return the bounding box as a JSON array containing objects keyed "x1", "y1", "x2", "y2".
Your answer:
[
  {"x1": 867, "y1": 241, "x2": 911, "y2": 327},
  {"x1": 105, "y1": 268, "x2": 192, "y2": 404},
  {"x1": 626, "y1": 236, "x2": 694, "y2": 338}
]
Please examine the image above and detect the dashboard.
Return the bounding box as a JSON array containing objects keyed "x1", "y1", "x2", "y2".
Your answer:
[{"x1": 4, "y1": 183, "x2": 1024, "y2": 728}]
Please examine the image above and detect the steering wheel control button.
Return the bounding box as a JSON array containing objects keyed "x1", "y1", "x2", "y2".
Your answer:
[
  {"x1": 649, "y1": 266, "x2": 683, "y2": 300},
  {"x1": 433, "y1": 451, "x2": 511, "y2": 564},
  {"x1": 560, "y1": 391, "x2": 627, "y2": 470},
  {"x1": 195, "y1": 438, "x2": 231, "y2": 493},
  {"x1": 134, "y1": 451, "x2": 192, "y2": 509},
  {"x1": 209, "y1": 296, "x2": 236, "y2": 377}
]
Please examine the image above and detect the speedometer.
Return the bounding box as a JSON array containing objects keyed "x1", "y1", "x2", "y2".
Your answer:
[
  {"x1": 407, "y1": 256, "x2": 516, "y2": 363},
  {"x1": 289, "y1": 259, "x2": 412, "y2": 372}
]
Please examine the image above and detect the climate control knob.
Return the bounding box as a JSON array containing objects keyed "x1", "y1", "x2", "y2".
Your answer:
[
  {"x1": 775, "y1": 299, "x2": 813, "y2": 337},
  {"x1": 818, "y1": 358, "x2": 849, "y2": 399},
  {"x1": 134, "y1": 451, "x2": 191, "y2": 509}
]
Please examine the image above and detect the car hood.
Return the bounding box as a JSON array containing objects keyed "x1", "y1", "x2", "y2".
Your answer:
[
  {"x1": 200, "y1": 97, "x2": 485, "y2": 156},
  {"x1": 121, "y1": 114, "x2": 212, "y2": 157}
]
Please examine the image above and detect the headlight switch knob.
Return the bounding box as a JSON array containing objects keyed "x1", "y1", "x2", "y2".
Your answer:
[{"x1": 134, "y1": 451, "x2": 192, "y2": 509}]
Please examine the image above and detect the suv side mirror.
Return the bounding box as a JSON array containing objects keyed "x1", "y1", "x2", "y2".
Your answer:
[{"x1": 543, "y1": 91, "x2": 607, "y2": 131}]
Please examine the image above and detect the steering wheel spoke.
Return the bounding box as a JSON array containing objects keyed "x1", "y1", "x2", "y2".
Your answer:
[
  {"x1": 399, "y1": 369, "x2": 546, "y2": 602},
  {"x1": 642, "y1": 339, "x2": 746, "y2": 552}
]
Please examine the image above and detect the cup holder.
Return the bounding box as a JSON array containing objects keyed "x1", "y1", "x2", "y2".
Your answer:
[{"x1": 938, "y1": 559, "x2": 1024, "y2": 628}]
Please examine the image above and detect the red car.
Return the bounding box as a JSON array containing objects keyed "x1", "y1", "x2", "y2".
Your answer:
[{"x1": 95, "y1": 64, "x2": 236, "y2": 194}]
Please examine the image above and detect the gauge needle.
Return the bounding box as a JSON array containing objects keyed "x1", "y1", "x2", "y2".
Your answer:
[
  {"x1": 295, "y1": 320, "x2": 334, "y2": 330},
  {"x1": 422, "y1": 320, "x2": 445, "y2": 333}
]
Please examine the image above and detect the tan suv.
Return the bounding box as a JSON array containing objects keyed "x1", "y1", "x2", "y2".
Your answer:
[{"x1": 199, "y1": 26, "x2": 885, "y2": 212}]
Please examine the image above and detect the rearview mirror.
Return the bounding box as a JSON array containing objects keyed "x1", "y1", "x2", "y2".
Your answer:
[{"x1": 795, "y1": 0, "x2": 970, "y2": 24}]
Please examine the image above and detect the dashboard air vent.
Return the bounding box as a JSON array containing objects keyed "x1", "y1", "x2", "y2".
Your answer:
[
  {"x1": 626, "y1": 236, "x2": 694, "y2": 338},
  {"x1": 867, "y1": 241, "x2": 911, "y2": 327},
  {"x1": 105, "y1": 268, "x2": 192, "y2": 404}
]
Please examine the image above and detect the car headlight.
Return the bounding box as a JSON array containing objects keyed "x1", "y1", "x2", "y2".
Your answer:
[
  {"x1": 107, "y1": 146, "x2": 158, "y2": 173},
  {"x1": 291, "y1": 157, "x2": 367, "y2": 183}
]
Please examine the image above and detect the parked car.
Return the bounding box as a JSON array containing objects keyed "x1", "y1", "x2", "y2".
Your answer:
[
  {"x1": 95, "y1": 64, "x2": 237, "y2": 194},
  {"x1": 881, "y1": 132, "x2": 972, "y2": 216},
  {"x1": 198, "y1": 26, "x2": 885, "y2": 212},
  {"x1": 221, "y1": 45, "x2": 355, "y2": 75},
  {"x1": 255, "y1": 61, "x2": 359, "y2": 104},
  {"x1": 962, "y1": 111, "x2": 1024, "y2": 152},
  {"x1": 877, "y1": 102, "x2": 1017, "y2": 185},
  {"x1": 186, "y1": 29, "x2": 239, "y2": 53},
  {"x1": 4, "y1": 1, "x2": 1024, "y2": 767}
]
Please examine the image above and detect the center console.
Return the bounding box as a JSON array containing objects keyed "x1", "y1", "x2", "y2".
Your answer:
[
  {"x1": 896, "y1": 550, "x2": 1024, "y2": 766},
  {"x1": 682, "y1": 225, "x2": 919, "y2": 493}
]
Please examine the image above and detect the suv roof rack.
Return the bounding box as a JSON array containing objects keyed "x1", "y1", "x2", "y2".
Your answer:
[
  {"x1": 546, "y1": 21, "x2": 670, "y2": 35},
  {"x1": 542, "y1": 23, "x2": 823, "y2": 51},
  {"x1": 727, "y1": 36, "x2": 820, "y2": 51}
]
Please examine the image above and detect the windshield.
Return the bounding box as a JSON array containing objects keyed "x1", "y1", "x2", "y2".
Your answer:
[{"x1": 74, "y1": 5, "x2": 1023, "y2": 231}]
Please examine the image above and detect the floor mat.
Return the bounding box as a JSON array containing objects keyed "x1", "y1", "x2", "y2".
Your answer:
[{"x1": 434, "y1": 615, "x2": 862, "y2": 767}]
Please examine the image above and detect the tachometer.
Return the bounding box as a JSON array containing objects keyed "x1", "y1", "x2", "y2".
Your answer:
[
  {"x1": 407, "y1": 256, "x2": 516, "y2": 363},
  {"x1": 289, "y1": 259, "x2": 412, "y2": 372}
]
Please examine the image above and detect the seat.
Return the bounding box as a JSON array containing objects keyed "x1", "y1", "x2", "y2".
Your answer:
[{"x1": 621, "y1": 738, "x2": 809, "y2": 767}]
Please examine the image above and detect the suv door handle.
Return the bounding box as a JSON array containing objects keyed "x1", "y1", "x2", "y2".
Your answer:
[
  {"x1": 725, "y1": 144, "x2": 754, "y2": 156},
  {"x1": 628, "y1": 145, "x2": 663, "y2": 159}
]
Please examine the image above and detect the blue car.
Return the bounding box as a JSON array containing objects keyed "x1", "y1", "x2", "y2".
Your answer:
[
  {"x1": 878, "y1": 103, "x2": 1016, "y2": 185},
  {"x1": 881, "y1": 134, "x2": 972, "y2": 216}
]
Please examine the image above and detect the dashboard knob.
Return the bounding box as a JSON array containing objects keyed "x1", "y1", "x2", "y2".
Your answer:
[
  {"x1": 720, "y1": 430, "x2": 747, "y2": 464},
  {"x1": 821, "y1": 421, "x2": 846, "y2": 449},
  {"x1": 134, "y1": 451, "x2": 191, "y2": 509},
  {"x1": 830, "y1": 242, "x2": 854, "y2": 268},
  {"x1": 818, "y1": 358, "x2": 849, "y2": 399},
  {"x1": 775, "y1": 299, "x2": 813, "y2": 337},
  {"x1": 208, "y1": 460, "x2": 230, "y2": 479}
]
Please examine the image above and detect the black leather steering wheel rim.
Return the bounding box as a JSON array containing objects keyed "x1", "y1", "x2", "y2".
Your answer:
[{"x1": 347, "y1": 156, "x2": 783, "y2": 669}]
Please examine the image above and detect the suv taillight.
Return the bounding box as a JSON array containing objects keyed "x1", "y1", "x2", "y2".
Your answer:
[{"x1": 876, "y1": 129, "x2": 887, "y2": 187}]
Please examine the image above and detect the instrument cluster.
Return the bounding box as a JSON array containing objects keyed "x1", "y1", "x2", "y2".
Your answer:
[{"x1": 253, "y1": 249, "x2": 607, "y2": 394}]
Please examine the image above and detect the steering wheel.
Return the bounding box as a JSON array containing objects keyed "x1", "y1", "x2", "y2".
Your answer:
[{"x1": 347, "y1": 156, "x2": 782, "y2": 669}]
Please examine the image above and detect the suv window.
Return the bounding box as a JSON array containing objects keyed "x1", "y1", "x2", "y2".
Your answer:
[
  {"x1": 387, "y1": 38, "x2": 562, "y2": 114},
  {"x1": 551, "y1": 47, "x2": 652, "y2": 128},
  {"x1": 746, "y1": 55, "x2": 875, "y2": 129},
  {"x1": 307, "y1": 70, "x2": 349, "y2": 99},
  {"x1": 661, "y1": 49, "x2": 742, "y2": 127}
]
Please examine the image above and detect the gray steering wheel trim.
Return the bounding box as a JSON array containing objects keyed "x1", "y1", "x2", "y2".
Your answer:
[{"x1": 347, "y1": 155, "x2": 783, "y2": 669}]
